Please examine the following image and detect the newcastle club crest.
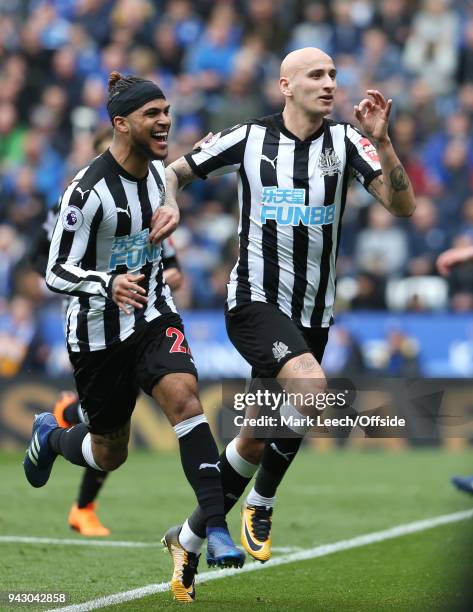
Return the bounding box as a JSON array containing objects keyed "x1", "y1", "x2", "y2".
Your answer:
[{"x1": 318, "y1": 148, "x2": 341, "y2": 177}]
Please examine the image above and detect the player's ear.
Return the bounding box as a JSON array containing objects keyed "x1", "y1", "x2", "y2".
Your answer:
[
  {"x1": 113, "y1": 116, "x2": 129, "y2": 134},
  {"x1": 279, "y1": 77, "x2": 292, "y2": 98}
]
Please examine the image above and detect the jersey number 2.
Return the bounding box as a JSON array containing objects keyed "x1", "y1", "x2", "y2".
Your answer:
[{"x1": 166, "y1": 327, "x2": 191, "y2": 355}]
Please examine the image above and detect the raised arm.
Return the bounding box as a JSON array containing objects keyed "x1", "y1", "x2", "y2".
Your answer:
[
  {"x1": 354, "y1": 90, "x2": 416, "y2": 217},
  {"x1": 150, "y1": 125, "x2": 248, "y2": 244},
  {"x1": 167, "y1": 157, "x2": 200, "y2": 202}
]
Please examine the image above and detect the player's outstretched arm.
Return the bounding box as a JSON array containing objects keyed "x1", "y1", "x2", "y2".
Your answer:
[
  {"x1": 436, "y1": 246, "x2": 473, "y2": 276},
  {"x1": 354, "y1": 89, "x2": 416, "y2": 218}
]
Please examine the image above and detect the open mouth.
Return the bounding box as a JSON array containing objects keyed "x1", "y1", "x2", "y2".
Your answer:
[
  {"x1": 151, "y1": 131, "x2": 168, "y2": 143},
  {"x1": 319, "y1": 96, "x2": 333, "y2": 102}
]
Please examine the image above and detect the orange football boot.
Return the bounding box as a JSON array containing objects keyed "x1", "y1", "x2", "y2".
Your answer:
[
  {"x1": 68, "y1": 502, "x2": 110, "y2": 537},
  {"x1": 53, "y1": 391, "x2": 78, "y2": 428}
]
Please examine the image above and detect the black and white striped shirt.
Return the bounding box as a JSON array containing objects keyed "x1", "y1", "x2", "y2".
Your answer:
[
  {"x1": 46, "y1": 150, "x2": 176, "y2": 352},
  {"x1": 31, "y1": 203, "x2": 180, "y2": 277},
  {"x1": 185, "y1": 113, "x2": 382, "y2": 328}
]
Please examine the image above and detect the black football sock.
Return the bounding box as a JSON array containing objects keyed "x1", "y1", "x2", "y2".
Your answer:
[
  {"x1": 77, "y1": 468, "x2": 109, "y2": 508},
  {"x1": 63, "y1": 400, "x2": 81, "y2": 425},
  {"x1": 253, "y1": 432, "x2": 303, "y2": 498},
  {"x1": 188, "y1": 447, "x2": 255, "y2": 538},
  {"x1": 174, "y1": 416, "x2": 226, "y2": 530},
  {"x1": 48, "y1": 424, "x2": 90, "y2": 468}
]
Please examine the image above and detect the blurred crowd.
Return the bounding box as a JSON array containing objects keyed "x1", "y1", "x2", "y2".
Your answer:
[{"x1": 1, "y1": 0, "x2": 473, "y2": 377}]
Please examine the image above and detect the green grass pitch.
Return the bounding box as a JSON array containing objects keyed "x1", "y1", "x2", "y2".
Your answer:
[{"x1": 1, "y1": 448, "x2": 472, "y2": 611}]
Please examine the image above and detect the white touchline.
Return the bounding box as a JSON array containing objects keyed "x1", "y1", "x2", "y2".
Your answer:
[
  {"x1": 0, "y1": 536, "x2": 300, "y2": 553},
  {"x1": 0, "y1": 536, "x2": 159, "y2": 548},
  {"x1": 38, "y1": 508, "x2": 473, "y2": 612}
]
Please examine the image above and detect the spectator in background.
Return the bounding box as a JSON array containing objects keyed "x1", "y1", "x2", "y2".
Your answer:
[
  {"x1": 436, "y1": 139, "x2": 473, "y2": 226},
  {"x1": 40, "y1": 84, "x2": 72, "y2": 155},
  {"x1": 323, "y1": 326, "x2": 367, "y2": 376},
  {"x1": 68, "y1": 24, "x2": 101, "y2": 78},
  {"x1": 98, "y1": 43, "x2": 129, "y2": 84},
  {"x1": 207, "y1": 68, "x2": 264, "y2": 133},
  {"x1": 382, "y1": 329, "x2": 421, "y2": 376},
  {"x1": 0, "y1": 225, "x2": 24, "y2": 300},
  {"x1": 355, "y1": 205, "x2": 409, "y2": 277},
  {"x1": 233, "y1": 33, "x2": 279, "y2": 83},
  {"x1": 243, "y1": 0, "x2": 286, "y2": 53},
  {"x1": 350, "y1": 272, "x2": 387, "y2": 311},
  {"x1": 3, "y1": 166, "x2": 44, "y2": 235},
  {"x1": 74, "y1": 0, "x2": 113, "y2": 48},
  {"x1": 331, "y1": 0, "x2": 363, "y2": 55},
  {"x1": 0, "y1": 55, "x2": 27, "y2": 106},
  {"x1": 404, "y1": 79, "x2": 439, "y2": 142},
  {"x1": 457, "y1": 18, "x2": 473, "y2": 85},
  {"x1": 288, "y1": 1, "x2": 332, "y2": 54},
  {"x1": 49, "y1": 46, "x2": 84, "y2": 114},
  {"x1": 0, "y1": 295, "x2": 37, "y2": 378},
  {"x1": 403, "y1": 0, "x2": 459, "y2": 96},
  {"x1": 358, "y1": 27, "x2": 402, "y2": 84},
  {"x1": 422, "y1": 111, "x2": 473, "y2": 211},
  {"x1": 152, "y1": 22, "x2": 184, "y2": 78},
  {"x1": 440, "y1": 234, "x2": 473, "y2": 311},
  {"x1": 372, "y1": 0, "x2": 412, "y2": 49},
  {"x1": 459, "y1": 195, "x2": 473, "y2": 238},
  {"x1": 0, "y1": 102, "x2": 25, "y2": 170},
  {"x1": 15, "y1": 21, "x2": 53, "y2": 122},
  {"x1": 1, "y1": 0, "x2": 473, "y2": 322},
  {"x1": 25, "y1": 128, "x2": 65, "y2": 208},
  {"x1": 458, "y1": 83, "x2": 473, "y2": 122},
  {"x1": 184, "y1": 4, "x2": 241, "y2": 93},
  {"x1": 160, "y1": 0, "x2": 203, "y2": 51},
  {"x1": 390, "y1": 112, "x2": 429, "y2": 195},
  {"x1": 71, "y1": 76, "x2": 108, "y2": 133},
  {"x1": 406, "y1": 195, "x2": 448, "y2": 276},
  {"x1": 109, "y1": 0, "x2": 156, "y2": 48}
]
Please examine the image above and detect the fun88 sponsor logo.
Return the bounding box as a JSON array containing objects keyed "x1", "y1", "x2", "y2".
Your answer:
[
  {"x1": 260, "y1": 187, "x2": 335, "y2": 226},
  {"x1": 109, "y1": 228, "x2": 161, "y2": 270}
]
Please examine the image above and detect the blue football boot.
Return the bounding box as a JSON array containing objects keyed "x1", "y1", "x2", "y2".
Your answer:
[
  {"x1": 451, "y1": 475, "x2": 473, "y2": 496},
  {"x1": 206, "y1": 527, "x2": 245, "y2": 569},
  {"x1": 23, "y1": 412, "x2": 59, "y2": 488}
]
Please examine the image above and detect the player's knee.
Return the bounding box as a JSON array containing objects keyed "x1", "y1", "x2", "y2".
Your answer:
[
  {"x1": 288, "y1": 375, "x2": 327, "y2": 399},
  {"x1": 171, "y1": 392, "x2": 202, "y2": 424},
  {"x1": 283, "y1": 374, "x2": 328, "y2": 418},
  {"x1": 279, "y1": 353, "x2": 326, "y2": 387},
  {"x1": 237, "y1": 437, "x2": 265, "y2": 464}
]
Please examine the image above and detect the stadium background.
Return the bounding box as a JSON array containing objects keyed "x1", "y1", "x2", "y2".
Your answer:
[
  {"x1": 1, "y1": 2, "x2": 473, "y2": 610},
  {"x1": 1, "y1": 0, "x2": 473, "y2": 448}
]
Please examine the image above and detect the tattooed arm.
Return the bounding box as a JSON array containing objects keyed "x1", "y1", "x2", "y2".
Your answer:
[
  {"x1": 367, "y1": 147, "x2": 416, "y2": 217},
  {"x1": 166, "y1": 157, "x2": 200, "y2": 200},
  {"x1": 354, "y1": 89, "x2": 415, "y2": 217},
  {"x1": 149, "y1": 157, "x2": 199, "y2": 243}
]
